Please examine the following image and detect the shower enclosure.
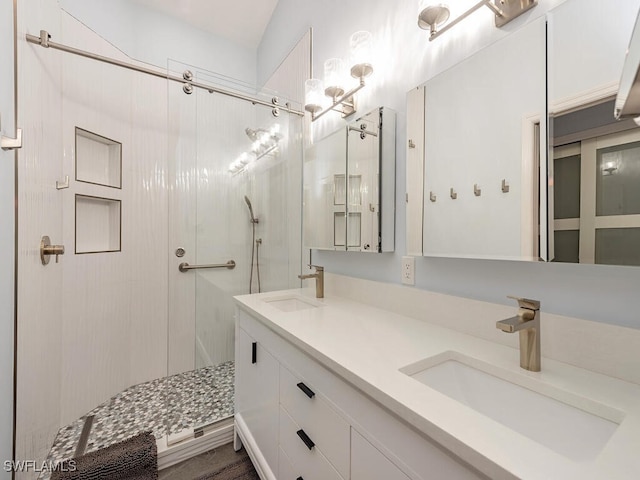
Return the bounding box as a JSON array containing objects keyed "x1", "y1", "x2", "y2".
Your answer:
[
  {"x1": 14, "y1": 8, "x2": 304, "y2": 473},
  {"x1": 165, "y1": 61, "x2": 304, "y2": 443}
]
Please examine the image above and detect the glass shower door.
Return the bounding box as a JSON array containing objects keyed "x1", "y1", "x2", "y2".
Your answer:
[{"x1": 166, "y1": 60, "x2": 303, "y2": 443}]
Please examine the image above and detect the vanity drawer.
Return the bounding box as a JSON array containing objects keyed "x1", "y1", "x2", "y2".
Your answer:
[
  {"x1": 279, "y1": 405, "x2": 343, "y2": 480},
  {"x1": 352, "y1": 429, "x2": 410, "y2": 480},
  {"x1": 278, "y1": 447, "x2": 298, "y2": 480},
  {"x1": 279, "y1": 365, "x2": 350, "y2": 478}
]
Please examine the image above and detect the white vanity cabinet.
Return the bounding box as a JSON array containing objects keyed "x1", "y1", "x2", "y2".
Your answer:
[
  {"x1": 234, "y1": 326, "x2": 280, "y2": 478},
  {"x1": 234, "y1": 308, "x2": 486, "y2": 480}
]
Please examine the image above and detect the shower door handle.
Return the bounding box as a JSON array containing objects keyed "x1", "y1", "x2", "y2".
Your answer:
[{"x1": 178, "y1": 260, "x2": 236, "y2": 272}]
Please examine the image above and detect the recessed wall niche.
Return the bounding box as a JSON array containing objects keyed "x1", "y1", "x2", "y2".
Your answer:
[
  {"x1": 75, "y1": 195, "x2": 121, "y2": 254},
  {"x1": 75, "y1": 127, "x2": 122, "y2": 188}
]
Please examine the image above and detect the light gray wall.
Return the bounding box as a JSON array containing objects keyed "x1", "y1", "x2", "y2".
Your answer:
[
  {"x1": 57, "y1": 0, "x2": 257, "y2": 84},
  {"x1": 0, "y1": 0, "x2": 15, "y2": 475},
  {"x1": 258, "y1": 0, "x2": 640, "y2": 330}
]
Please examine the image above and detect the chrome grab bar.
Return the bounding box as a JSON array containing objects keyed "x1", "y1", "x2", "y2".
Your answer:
[{"x1": 179, "y1": 260, "x2": 236, "y2": 273}]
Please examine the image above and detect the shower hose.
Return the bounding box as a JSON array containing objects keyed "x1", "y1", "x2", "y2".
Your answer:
[{"x1": 249, "y1": 221, "x2": 261, "y2": 293}]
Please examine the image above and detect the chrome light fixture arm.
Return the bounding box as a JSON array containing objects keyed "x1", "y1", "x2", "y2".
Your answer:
[
  {"x1": 311, "y1": 77, "x2": 366, "y2": 122},
  {"x1": 419, "y1": 1, "x2": 537, "y2": 41},
  {"x1": 305, "y1": 31, "x2": 373, "y2": 121}
]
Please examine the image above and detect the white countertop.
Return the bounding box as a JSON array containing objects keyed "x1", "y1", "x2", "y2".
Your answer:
[{"x1": 234, "y1": 288, "x2": 640, "y2": 480}]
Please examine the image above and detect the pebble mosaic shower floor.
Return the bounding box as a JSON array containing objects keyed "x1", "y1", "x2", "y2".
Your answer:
[{"x1": 39, "y1": 361, "x2": 235, "y2": 480}]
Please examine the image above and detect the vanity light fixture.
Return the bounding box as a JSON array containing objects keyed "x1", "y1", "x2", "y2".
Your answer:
[
  {"x1": 305, "y1": 31, "x2": 374, "y2": 122},
  {"x1": 602, "y1": 161, "x2": 618, "y2": 176},
  {"x1": 601, "y1": 152, "x2": 621, "y2": 176},
  {"x1": 418, "y1": 1, "x2": 538, "y2": 41}
]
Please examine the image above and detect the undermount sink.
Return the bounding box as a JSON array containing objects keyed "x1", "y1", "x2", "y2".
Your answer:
[
  {"x1": 262, "y1": 294, "x2": 321, "y2": 312},
  {"x1": 400, "y1": 351, "x2": 623, "y2": 461}
]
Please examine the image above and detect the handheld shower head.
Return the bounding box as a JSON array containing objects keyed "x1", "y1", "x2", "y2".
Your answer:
[{"x1": 244, "y1": 195, "x2": 258, "y2": 223}]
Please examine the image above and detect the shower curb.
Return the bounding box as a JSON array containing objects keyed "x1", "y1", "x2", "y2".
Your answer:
[{"x1": 157, "y1": 417, "x2": 234, "y2": 470}]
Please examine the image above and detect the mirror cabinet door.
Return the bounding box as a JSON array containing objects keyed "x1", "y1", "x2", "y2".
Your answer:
[
  {"x1": 303, "y1": 128, "x2": 347, "y2": 251},
  {"x1": 346, "y1": 112, "x2": 377, "y2": 251},
  {"x1": 303, "y1": 107, "x2": 396, "y2": 253},
  {"x1": 417, "y1": 17, "x2": 546, "y2": 261},
  {"x1": 406, "y1": 0, "x2": 640, "y2": 266}
]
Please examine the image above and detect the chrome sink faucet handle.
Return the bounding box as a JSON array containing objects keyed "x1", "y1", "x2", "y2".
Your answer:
[
  {"x1": 298, "y1": 265, "x2": 324, "y2": 298},
  {"x1": 497, "y1": 296, "x2": 541, "y2": 372},
  {"x1": 507, "y1": 295, "x2": 540, "y2": 312}
]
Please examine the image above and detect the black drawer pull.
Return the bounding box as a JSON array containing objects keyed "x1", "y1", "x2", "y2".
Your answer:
[
  {"x1": 296, "y1": 382, "x2": 315, "y2": 399},
  {"x1": 251, "y1": 342, "x2": 257, "y2": 364},
  {"x1": 296, "y1": 477, "x2": 304, "y2": 480},
  {"x1": 296, "y1": 429, "x2": 315, "y2": 450}
]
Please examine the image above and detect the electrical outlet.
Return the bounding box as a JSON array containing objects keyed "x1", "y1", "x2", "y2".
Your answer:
[{"x1": 401, "y1": 256, "x2": 415, "y2": 285}]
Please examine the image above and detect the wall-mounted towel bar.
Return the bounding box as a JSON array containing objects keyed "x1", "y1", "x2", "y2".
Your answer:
[{"x1": 179, "y1": 260, "x2": 236, "y2": 272}]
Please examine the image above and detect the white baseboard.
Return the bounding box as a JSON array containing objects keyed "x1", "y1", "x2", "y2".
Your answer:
[{"x1": 156, "y1": 417, "x2": 234, "y2": 470}]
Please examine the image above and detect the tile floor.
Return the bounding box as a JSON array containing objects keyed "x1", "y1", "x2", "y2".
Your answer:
[{"x1": 40, "y1": 361, "x2": 235, "y2": 480}]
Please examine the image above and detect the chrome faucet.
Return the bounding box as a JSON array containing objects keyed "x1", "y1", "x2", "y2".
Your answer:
[
  {"x1": 496, "y1": 296, "x2": 541, "y2": 372},
  {"x1": 298, "y1": 265, "x2": 324, "y2": 298}
]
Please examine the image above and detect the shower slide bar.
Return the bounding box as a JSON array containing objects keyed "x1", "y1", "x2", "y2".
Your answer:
[
  {"x1": 178, "y1": 260, "x2": 236, "y2": 272},
  {"x1": 25, "y1": 30, "x2": 305, "y2": 117}
]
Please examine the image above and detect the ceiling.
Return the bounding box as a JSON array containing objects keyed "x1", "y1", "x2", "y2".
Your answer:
[{"x1": 132, "y1": 0, "x2": 280, "y2": 49}]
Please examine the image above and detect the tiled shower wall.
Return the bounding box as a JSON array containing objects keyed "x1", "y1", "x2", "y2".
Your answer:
[
  {"x1": 58, "y1": 15, "x2": 169, "y2": 423},
  {"x1": 261, "y1": 30, "x2": 310, "y2": 285},
  {"x1": 16, "y1": 1, "x2": 171, "y2": 476}
]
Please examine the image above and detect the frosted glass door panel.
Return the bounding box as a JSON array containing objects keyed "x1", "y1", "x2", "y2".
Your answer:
[
  {"x1": 596, "y1": 142, "x2": 640, "y2": 216},
  {"x1": 554, "y1": 153, "x2": 581, "y2": 219},
  {"x1": 553, "y1": 230, "x2": 579, "y2": 263},
  {"x1": 551, "y1": 127, "x2": 640, "y2": 265},
  {"x1": 595, "y1": 228, "x2": 640, "y2": 266}
]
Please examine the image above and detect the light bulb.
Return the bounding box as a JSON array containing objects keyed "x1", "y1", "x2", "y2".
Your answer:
[
  {"x1": 350, "y1": 31, "x2": 373, "y2": 79},
  {"x1": 324, "y1": 58, "x2": 346, "y2": 99},
  {"x1": 305, "y1": 78, "x2": 324, "y2": 113}
]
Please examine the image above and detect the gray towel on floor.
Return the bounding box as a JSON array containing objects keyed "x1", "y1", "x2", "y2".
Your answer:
[{"x1": 51, "y1": 431, "x2": 157, "y2": 480}]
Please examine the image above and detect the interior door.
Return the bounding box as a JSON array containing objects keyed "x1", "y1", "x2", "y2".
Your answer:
[{"x1": 553, "y1": 129, "x2": 640, "y2": 264}]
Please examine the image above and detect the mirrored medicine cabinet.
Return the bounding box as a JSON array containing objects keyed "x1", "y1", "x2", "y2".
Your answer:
[
  {"x1": 406, "y1": 0, "x2": 640, "y2": 267},
  {"x1": 303, "y1": 107, "x2": 396, "y2": 253}
]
